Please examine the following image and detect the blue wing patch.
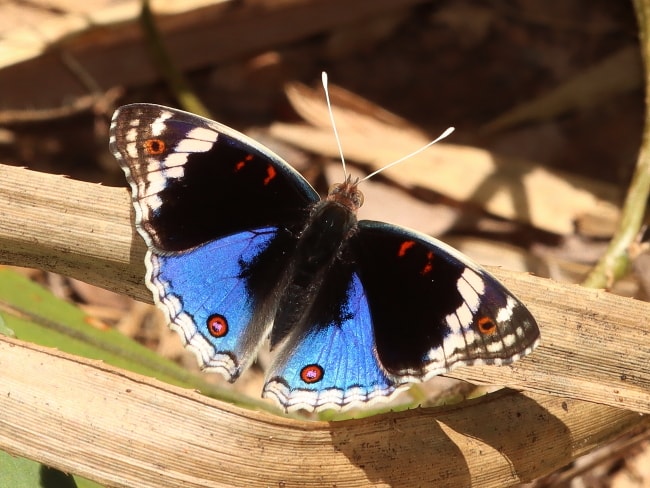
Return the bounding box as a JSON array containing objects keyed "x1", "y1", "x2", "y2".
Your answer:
[
  {"x1": 263, "y1": 272, "x2": 406, "y2": 412},
  {"x1": 146, "y1": 227, "x2": 278, "y2": 381}
]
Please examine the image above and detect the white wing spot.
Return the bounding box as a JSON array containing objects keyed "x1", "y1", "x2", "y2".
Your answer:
[
  {"x1": 162, "y1": 152, "x2": 190, "y2": 169},
  {"x1": 457, "y1": 276, "x2": 480, "y2": 312},
  {"x1": 142, "y1": 175, "x2": 167, "y2": 198},
  {"x1": 186, "y1": 127, "x2": 219, "y2": 143},
  {"x1": 461, "y1": 268, "x2": 485, "y2": 295},
  {"x1": 445, "y1": 312, "x2": 462, "y2": 333},
  {"x1": 126, "y1": 139, "x2": 138, "y2": 158},
  {"x1": 496, "y1": 296, "x2": 516, "y2": 322},
  {"x1": 142, "y1": 194, "x2": 163, "y2": 212},
  {"x1": 164, "y1": 165, "x2": 185, "y2": 179},
  {"x1": 151, "y1": 111, "x2": 173, "y2": 136},
  {"x1": 456, "y1": 302, "x2": 473, "y2": 329},
  {"x1": 176, "y1": 138, "x2": 216, "y2": 153}
]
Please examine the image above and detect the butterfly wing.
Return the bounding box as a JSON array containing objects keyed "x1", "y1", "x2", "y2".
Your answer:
[
  {"x1": 110, "y1": 104, "x2": 319, "y2": 379},
  {"x1": 110, "y1": 104, "x2": 318, "y2": 251},
  {"x1": 355, "y1": 220, "x2": 540, "y2": 381},
  {"x1": 262, "y1": 219, "x2": 538, "y2": 412},
  {"x1": 263, "y1": 272, "x2": 403, "y2": 412},
  {"x1": 148, "y1": 227, "x2": 289, "y2": 379}
]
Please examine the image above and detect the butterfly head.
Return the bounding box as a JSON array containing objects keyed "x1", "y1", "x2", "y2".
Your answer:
[{"x1": 327, "y1": 174, "x2": 364, "y2": 213}]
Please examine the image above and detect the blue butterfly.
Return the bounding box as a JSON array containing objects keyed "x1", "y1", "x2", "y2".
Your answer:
[{"x1": 110, "y1": 103, "x2": 539, "y2": 412}]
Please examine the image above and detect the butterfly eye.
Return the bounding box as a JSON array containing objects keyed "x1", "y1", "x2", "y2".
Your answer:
[
  {"x1": 300, "y1": 364, "x2": 324, "y2": 384},
  {"x1": 354, "y1": 190, "x2": 364, "y2": 208},
  {"x1": 477, "y1": 317, "x2": 497, "y2": 335},
  {"x1": 143, "y1": 138, "x2": 166, "y2": 155},
  {"x1": 207, "y1": 314, "x2": 229, "y2": 338}
]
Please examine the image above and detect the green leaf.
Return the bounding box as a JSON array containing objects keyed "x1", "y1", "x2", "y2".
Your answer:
[
  {"x1": 0, "y1": 312, "x2": 15, "y2": 337},
  {"x1": 0, "y1": 450, "x2": 106, "y2": 487},
  {"x1": 0, "y1": 451, "x2": 77, "y2": 488},
  {"x1": 0, "y1": 267, "x2": 273, "y2": 411}
]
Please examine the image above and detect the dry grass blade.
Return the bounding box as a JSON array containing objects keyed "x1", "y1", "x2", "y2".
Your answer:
[
  {"x1": 0, "y1": 336, "x2": 647, "y2": 488},
  {"x1": 1, "y1": 162, "x2": 649, "y2": 413},
  {"x1": 1, "y1": 163, "x2": 650, "y2": 485}
]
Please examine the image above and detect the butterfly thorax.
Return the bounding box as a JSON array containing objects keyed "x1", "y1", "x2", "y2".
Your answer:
[
  {"x1": 296, "y1": 201, "x2": 357, "y2": 272},
  {"x1": 280, "y1": 175, "x2": 363, "y2": 296}
]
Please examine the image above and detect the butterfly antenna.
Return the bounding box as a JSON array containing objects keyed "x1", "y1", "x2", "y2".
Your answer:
[
  {"x1": 322, "y1": 72, "x2": 348, "y2": 178},
  {"x1": 360, "y1": 126, "x2": 455, "y2": 182}
]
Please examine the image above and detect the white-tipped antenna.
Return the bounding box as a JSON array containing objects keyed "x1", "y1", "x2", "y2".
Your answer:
[
  {"x1": 322, "y1": 71, "x2": 454, "y2": 183},
  {"x1": 322, "y1": 72, "x2": 348, "y2": 178},
  {"x1": 360, "y1": 126, "x2": 454, "y2": 182}
]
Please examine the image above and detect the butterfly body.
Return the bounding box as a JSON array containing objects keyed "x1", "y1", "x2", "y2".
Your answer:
[{"x1": 111, "y1": 103, "x2": 540, "y2": 412}]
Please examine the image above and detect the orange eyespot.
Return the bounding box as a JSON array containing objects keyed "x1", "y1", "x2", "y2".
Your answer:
[
  {"x1": 207, "y1": 314, "x2": 228, "y2": 338},
  {"x1": 477, "y1": 316, "x2": 497, "y2": 335},
  {"x1": 143, "y1": 138, "x2": 166, "y2": 155},
  {"x1": 300, "y1": 364, "x2": 324, "y2": 384}
]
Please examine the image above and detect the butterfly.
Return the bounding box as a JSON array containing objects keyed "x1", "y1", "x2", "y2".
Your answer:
[{"x1": 110, "y1": 101, "x2": 540, "y2": 413}]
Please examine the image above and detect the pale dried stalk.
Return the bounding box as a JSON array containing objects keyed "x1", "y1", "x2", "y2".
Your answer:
[{"x1": 1, "y1": 163, "x2": 649, "y2": 486}]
